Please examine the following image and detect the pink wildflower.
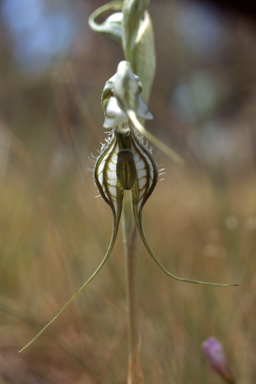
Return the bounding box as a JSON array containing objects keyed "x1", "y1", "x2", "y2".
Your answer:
[{"x1": 202, "y1": 337, "x2": 235, "y2": 383}]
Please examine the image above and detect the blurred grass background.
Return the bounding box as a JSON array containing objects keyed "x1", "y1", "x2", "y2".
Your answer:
[{"x1": 0, "y1": 0, "x2": 256, "y2": 383}]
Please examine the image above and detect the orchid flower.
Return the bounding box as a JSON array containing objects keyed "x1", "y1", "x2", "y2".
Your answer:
[
  {"x1": 20, "y1": 61, "x2": 240, "y2": 353},
  {"x1": 93, "y1": 61, "x2": 236, "y2": 288}
]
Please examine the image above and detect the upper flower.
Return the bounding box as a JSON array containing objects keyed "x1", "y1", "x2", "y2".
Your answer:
[{"x1": 102, "y1": 61, "x2": 153, "y2": 128}]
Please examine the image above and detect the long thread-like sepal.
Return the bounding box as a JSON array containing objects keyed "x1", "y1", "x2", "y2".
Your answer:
[
  {"x1": 128, "y1": 109, "x2": 185, "y2": 165},
  {"x1": 20, "y1": 134, "x2": 124, "y2": 353},
  {"x1": 19, "y1": 208, "x2": 122, "y2": 353},
  {"x1": 134, "y1": 211, "x2": 239, "y2": 287},
  {"x1": 130, "y1": 130, "x2": 241, "y2": 288}
]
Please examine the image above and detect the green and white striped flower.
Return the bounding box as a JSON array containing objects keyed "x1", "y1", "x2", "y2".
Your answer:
[
  {"x1": 93, "y1": 62, "x2": 237, "y2": 288},
  {"x1": 94, "y1": 122, "x2": 158, "y2": 247},
  {"x1": 93, "y1": 62, "x2": 158, "y2": 270}
]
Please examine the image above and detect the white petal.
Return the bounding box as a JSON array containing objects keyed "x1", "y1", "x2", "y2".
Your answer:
[
  {"x1": 103, "y1": 96, "x2": 128, "y2": 128},
  {"x1": 137, "y1": 96, "x2": 153, "y2": 120}
]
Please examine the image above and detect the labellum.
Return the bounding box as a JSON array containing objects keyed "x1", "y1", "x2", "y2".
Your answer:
[{"x1": 116, "y1": 149, "x2": 136, "y2": 190}]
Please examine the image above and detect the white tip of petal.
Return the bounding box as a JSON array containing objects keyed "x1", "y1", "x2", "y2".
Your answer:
[
  {"x1": 104, "y1": 96, "x2": 128, "y2": 128},
  {"x1": 106, "y1": 97, "x2": 125, "y2": 117},
  {"x1": 137, "y1": 96, "x2": 153, "y2": 120}
]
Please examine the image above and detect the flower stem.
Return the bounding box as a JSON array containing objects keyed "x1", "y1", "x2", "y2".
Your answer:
[{"x1": 122, "y1": 191, "x2": 144, "y2": 384}]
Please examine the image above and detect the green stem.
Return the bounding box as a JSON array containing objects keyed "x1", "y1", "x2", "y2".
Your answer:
[{"x1": 122, "y1": 191, "x2": 143, "y2": 384}]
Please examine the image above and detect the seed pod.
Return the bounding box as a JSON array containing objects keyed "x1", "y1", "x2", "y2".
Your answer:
[{"x1": 117, "y1": 149, "x2": 137, "y2": 190}]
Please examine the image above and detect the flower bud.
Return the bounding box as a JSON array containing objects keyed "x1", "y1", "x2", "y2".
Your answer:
[{"x1": 202, "y1": 337, "x2": 235, "y2": 383}]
